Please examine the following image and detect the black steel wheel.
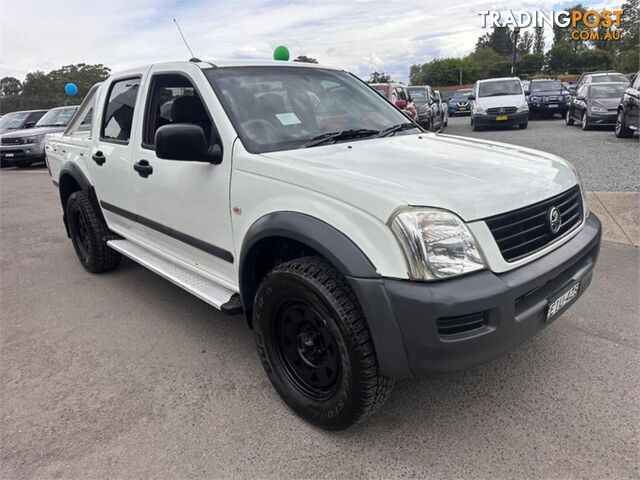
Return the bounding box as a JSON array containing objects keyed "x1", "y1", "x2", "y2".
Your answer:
[
  {"x1": 253, "y1": 256, "x2": 393, "y2": 430},
  {"x1": 66, "y1": 191, "x2": 121, "y2": 273}
]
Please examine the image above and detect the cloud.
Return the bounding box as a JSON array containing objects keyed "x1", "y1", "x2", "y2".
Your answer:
[{"x1": 0, "y1": 0, "x2": 623, "y2": 83}]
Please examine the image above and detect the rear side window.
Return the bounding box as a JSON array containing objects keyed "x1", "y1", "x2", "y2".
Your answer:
[
  {"x1": 28, "y1": 111, "x2": 45, "y2": 123},
  {"x1": 101, "y1": 77, "x2": 140, "y2": 143}
]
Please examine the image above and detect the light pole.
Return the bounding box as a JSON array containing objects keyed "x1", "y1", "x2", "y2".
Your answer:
[{"x1": 511, "y1": 27, "x2": 521, "y2": 76}]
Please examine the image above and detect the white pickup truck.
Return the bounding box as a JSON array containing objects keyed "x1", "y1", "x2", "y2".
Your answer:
[{"x1": 46, "y1": 60, "x2": 602, "y2": 430}]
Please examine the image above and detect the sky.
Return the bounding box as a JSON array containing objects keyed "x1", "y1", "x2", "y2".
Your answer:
[{"x1": 0, "y1": 0, "x2": 621, "y2": 83}]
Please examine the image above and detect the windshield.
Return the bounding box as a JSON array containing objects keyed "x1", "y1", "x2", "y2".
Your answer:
[
  {"x1": 206, "y1": 67, "x2": 416, "y2": 153},
  {"x1": 408, "y1": 88, "x2": 427, "y2": 102},
  {"x1": 453, "y1": 89, "x2": 472, "y2": 98},
  {"x1": 0, "y1": 112, "x2": 29, "y2": 129},
  {"x1": 590, "y1": 84, "x2": 626, "y2": 99},
  {"x1": 36, "y1": 107, "x2": 78, "y2": 127},
  {"x1": 478, "y1": 80, "x2": 522, "y2": 97},
  {"x1": 591, "y1": 74, "x2": 628, "y2": 84},
  {"x1": 531, "y1": 80, "x2": 562, "y2": 92}
]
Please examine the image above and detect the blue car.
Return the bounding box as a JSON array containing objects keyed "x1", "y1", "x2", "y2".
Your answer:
[
  {"x1": 524, "y1": 79, "x2": 571, "y2": 118},
  {"x1": 448, "y1": 88, "x2": 473, "y2": 116}
]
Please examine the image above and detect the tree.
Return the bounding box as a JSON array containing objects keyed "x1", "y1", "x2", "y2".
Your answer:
[
  {"x1": 0, "y1": 77, "x2": 22, "y2": 97},
  {"x1": 293, "y1": 55, "x2": 318, "y2": 64},
  {"x1": 368, "y1": 71, "x2": 392, "y2": 83},
  {"x1": 546, "y1": 44, "x2": 580, "y2": 73},
  {"x1": 533, "y1": 26, "x2": 545, "y2": 55},
  {"x1": 615, "y1": 48, "x2": 640, "y2": 73},
  {"x1": 518, "y1": 31, "x2": 534, "y2": 56},
  {"x1": 0, "y1": 63, "x2": 110, "y2": 113},
  {"x1": 476, "y1": 27, "x2": 513, "y2": 58},
  {"x1": 620, "y1": 0, "x2": 639, "y2": 52},
  {"x1": 409, "y1": 58, "x2": 463, "y2": 86},
  {"x1": 578, "y1": 49, "x2": 614, "y2": 71},
  {"x1": 517, "y1": 54, "x2": 545, "y2": 74}
]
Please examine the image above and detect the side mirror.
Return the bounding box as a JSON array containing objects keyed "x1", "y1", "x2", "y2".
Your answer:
[
  {"x1": 395, "y1": 99, "x2": 407, "y2": 109},
  {"x1": 155, "y1": 124, "x2": 222, "y2": 164},
  {"x1": 25, "y1": 121, "x2": 37, "y2": 128},
  {"x1": 468, "y1": 94, "x2": 476, "y2": 101}
]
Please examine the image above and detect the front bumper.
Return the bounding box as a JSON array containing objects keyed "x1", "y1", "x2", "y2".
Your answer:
[
  {"x1": 529, "y1": 101, "x2": 568, "y2": 113},
  {"x1": 473, "y1": 111, "x2": 528, "y2": 126},
  {"x1": 588, "y1": 111, "x2": 617, "y2": 126},
  {"x1": 0, "y1": 143, "x2": 45, "y2": 166},
  {"x1": 349, "y1": 213, "x2": 601, "y2": 379},
  {"x1": 449, "y1": 105, "x2": 471, "y2": 115}
]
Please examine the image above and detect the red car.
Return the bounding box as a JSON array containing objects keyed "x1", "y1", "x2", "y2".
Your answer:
[{"x1": 370, "y1": 83, "x2": 419, "y2": 122}]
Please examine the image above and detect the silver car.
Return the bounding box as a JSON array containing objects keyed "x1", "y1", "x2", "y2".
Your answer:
[{"x1": 0, "y1": 106, "x2": 78, "y2": 168}]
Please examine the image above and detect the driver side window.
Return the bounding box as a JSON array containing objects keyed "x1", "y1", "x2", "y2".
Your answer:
[{"x1": 142, "y1": 73, "x2": 215, "y2": 149}]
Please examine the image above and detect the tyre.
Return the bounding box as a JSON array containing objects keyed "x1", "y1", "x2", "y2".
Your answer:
[
  {"x1": 519, "y1": 122, "x2": 528, "y2": 129},
  {"x1": 581, "y1": 112, "x2": 590, "y2": 130},
  {"x1": 66, "y1": 191, "x2": 121, "y2": 273},
  {"x1": 253, "y1": 256, "x2": 394, "y2": 430},
  {"x1": 565, "y1": 111, "x2": 574, "y2": 126},
  {"x1": 615, "y1": 109, "x2": 634, "y2": 138}
]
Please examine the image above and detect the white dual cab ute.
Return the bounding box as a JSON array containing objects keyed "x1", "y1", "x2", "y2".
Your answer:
[{"x1": 46, "y1": 60, "x2": 602, "y2": 430}]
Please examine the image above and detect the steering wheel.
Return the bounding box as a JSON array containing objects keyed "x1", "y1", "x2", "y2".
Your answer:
[{"x1": 241, "y1": 118, "x2": 279, "y2": 142}]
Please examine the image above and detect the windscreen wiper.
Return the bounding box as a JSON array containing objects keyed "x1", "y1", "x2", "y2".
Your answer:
[
  {"x1": 377, "y1": 122, "x2": 418, "y2": 138},
  {"x1": 301, "y1": 128, "x2": 380, "y2": 148}
]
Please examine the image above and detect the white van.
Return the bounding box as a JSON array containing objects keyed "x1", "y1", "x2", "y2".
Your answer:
[{"x1": 470, "y1": 77, "x2": 529, "y2": 130}]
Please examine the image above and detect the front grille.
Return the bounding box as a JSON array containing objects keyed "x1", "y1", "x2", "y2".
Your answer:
[
  {"x1": 1, "y1": 137, "x2": 22, "y2": 145},
  {"x1": 487, "y1": 106, "x2": 517, "y2": 115},
  {"x1": 437, "y1": 312, "x2": 488, "y2": 336},
  {"x1": 485, "y1": 186, "x2": 583, "y2": 262},
  {"x1": 456, "y1": 101, "x2": 469, "y2": 107}
]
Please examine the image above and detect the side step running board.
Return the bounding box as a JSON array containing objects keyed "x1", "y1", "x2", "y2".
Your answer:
[{"x1": 107, "y1": 239, "x2": 238, "y2": 311}]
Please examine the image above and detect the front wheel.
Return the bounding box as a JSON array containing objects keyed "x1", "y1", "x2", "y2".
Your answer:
[
  {"x1": 565, "y1": 111, "x2": 574, "y2": 126},
  {"x1": 581, "y1": 112, "x2": 590, "y2": 130},
  {"x1": 253, "y1": 256, "x2": 393, "y2": 430},
  {"x1": 615, "y1": 109, "x2": 634, "y2": 138},
  {"x1": 519, "y1": 122, "x2": 528, "y2": 129}
]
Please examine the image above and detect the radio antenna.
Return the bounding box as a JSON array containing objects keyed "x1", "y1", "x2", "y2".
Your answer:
[{"x1": 173, "y1": 18, "x2": 200, "y2": 61}]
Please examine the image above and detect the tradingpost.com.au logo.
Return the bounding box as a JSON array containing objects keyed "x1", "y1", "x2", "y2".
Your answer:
[{"x1": 479, "y1": 9, "x2": 625, "y2": 41}]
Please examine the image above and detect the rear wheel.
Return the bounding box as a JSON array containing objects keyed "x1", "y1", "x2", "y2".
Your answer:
[
  {"x1": 66, "y1": 191, "x2": 121, "y2": 273},
  {"x1": 581, "y1": 112, "x2": 590, "y2": 130},
  {"x1": 615, "y1": 109, "x2": 634, "y2": 138},
  {"x1": 253, "y1": 256, "x2": 393, "y2": 430}
]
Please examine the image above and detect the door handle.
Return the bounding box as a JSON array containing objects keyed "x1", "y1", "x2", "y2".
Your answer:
[
  {"x1": 92, "y1": 151, "x2": 106, "y2": 165},
  {"x1": 134, "y1": 160, "x2": 153, "y2": 178}
]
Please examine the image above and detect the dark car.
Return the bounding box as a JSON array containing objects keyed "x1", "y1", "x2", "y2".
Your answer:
[
  {"x1": 407, "y1": 85, "x2": 440, "y2": 131},
  {"x1": 572, "y1": 71, "x2": 629, "y2": 93},
  {"x1": 565, "y1": 82, "x2": 627, "y2": 130},
  {"x1": 0, "y1": 106, "x2": 79, "y2": 168},
  {"x1": 0, "y1": 109, "x2": 47, "y2": 135},
  {"x1": 525, "y1": 79, "x2": 571, "y2": 117},
  {"x1": 448, "y1": 88, "x2": 473, "y2": 116},
  {"x1": 434, "y1": 90, "x2": 448, "y2": 129},
  {"x1": 615, "y1": 72, "x2": 639, "y2": 138}
]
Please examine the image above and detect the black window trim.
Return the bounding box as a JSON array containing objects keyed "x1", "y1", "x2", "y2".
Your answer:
[
  {"x1": 140, "y1": 70, "x2": 220, "y2": 153},
  {"x1": 99, "y1": 74, "x2": 142, "y2": 146}
]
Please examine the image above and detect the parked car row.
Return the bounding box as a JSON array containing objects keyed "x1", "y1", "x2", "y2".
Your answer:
[
  {"x1": 0, "y1": 105, "x2": 80, "y2": 168},
  {"x1": 370, "y1": 82, "x2": 447, "y2": 132},
  {"x1": 457, "y1": 70, "x2": 637, "y2": 137}
]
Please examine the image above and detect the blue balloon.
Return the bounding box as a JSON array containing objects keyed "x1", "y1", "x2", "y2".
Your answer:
[{"x1": 64, "y1": 83, "x2": 78, "y2": 96}]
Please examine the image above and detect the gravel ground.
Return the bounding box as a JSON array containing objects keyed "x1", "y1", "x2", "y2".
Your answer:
[
  {"x1": 444, "y1": 115, "x2": 639, "y2": 192},
  {"x1": 1, "y1": 170, "x2": 639, "y2": 479}
]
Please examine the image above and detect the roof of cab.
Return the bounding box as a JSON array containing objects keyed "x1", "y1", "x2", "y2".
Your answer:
[
  {"x1": 477, "y1": 77, "x2": 521, "y2": 83},
  {"x1": 107, "y1": 59, "x2": 344, "y2": 78}
]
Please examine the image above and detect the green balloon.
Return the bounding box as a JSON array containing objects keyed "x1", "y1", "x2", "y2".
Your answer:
[{"x1": 273, "y1": 45, "x2": 290, "y2": 61}]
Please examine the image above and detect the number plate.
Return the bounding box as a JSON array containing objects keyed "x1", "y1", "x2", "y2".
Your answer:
[
  {"x1": 546, "y1": 281, "x2": 581, "y2": 322},
  {"x1": 459, "y1": 106, "x2": 467, "y2": 111},
  {"x1": 548, "y1": 104, "x2": 558, "y2": 108},
  {"x1": 5, "y1": 153, "x2": 14, "y2": 157},
  {"x1": 496, "y1": 115, "x2": 508, "y2": 121}
]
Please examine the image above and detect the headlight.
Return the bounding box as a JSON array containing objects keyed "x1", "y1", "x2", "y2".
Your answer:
[
  {"x1": 530, "y1": 96, "x2": 541, "y2": 103},
  {"x1": 473, "y1": 104, "x2": 485, "y2": 115},
  {"x1": 517, "y1": 102, "x2": 529, "y2": 112},
  {"x1": 23, "y1": 134, "x2": 44, "y2": 144},
  {"x1": 389, "y1": 208, "x2": 486, "y2": 281},
  {"x1": 565, "y1": 160, "x2": 589, "y2": 220},
  {"x1": 590, "y1": 105, "x2": 607, "y2": 113}
]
